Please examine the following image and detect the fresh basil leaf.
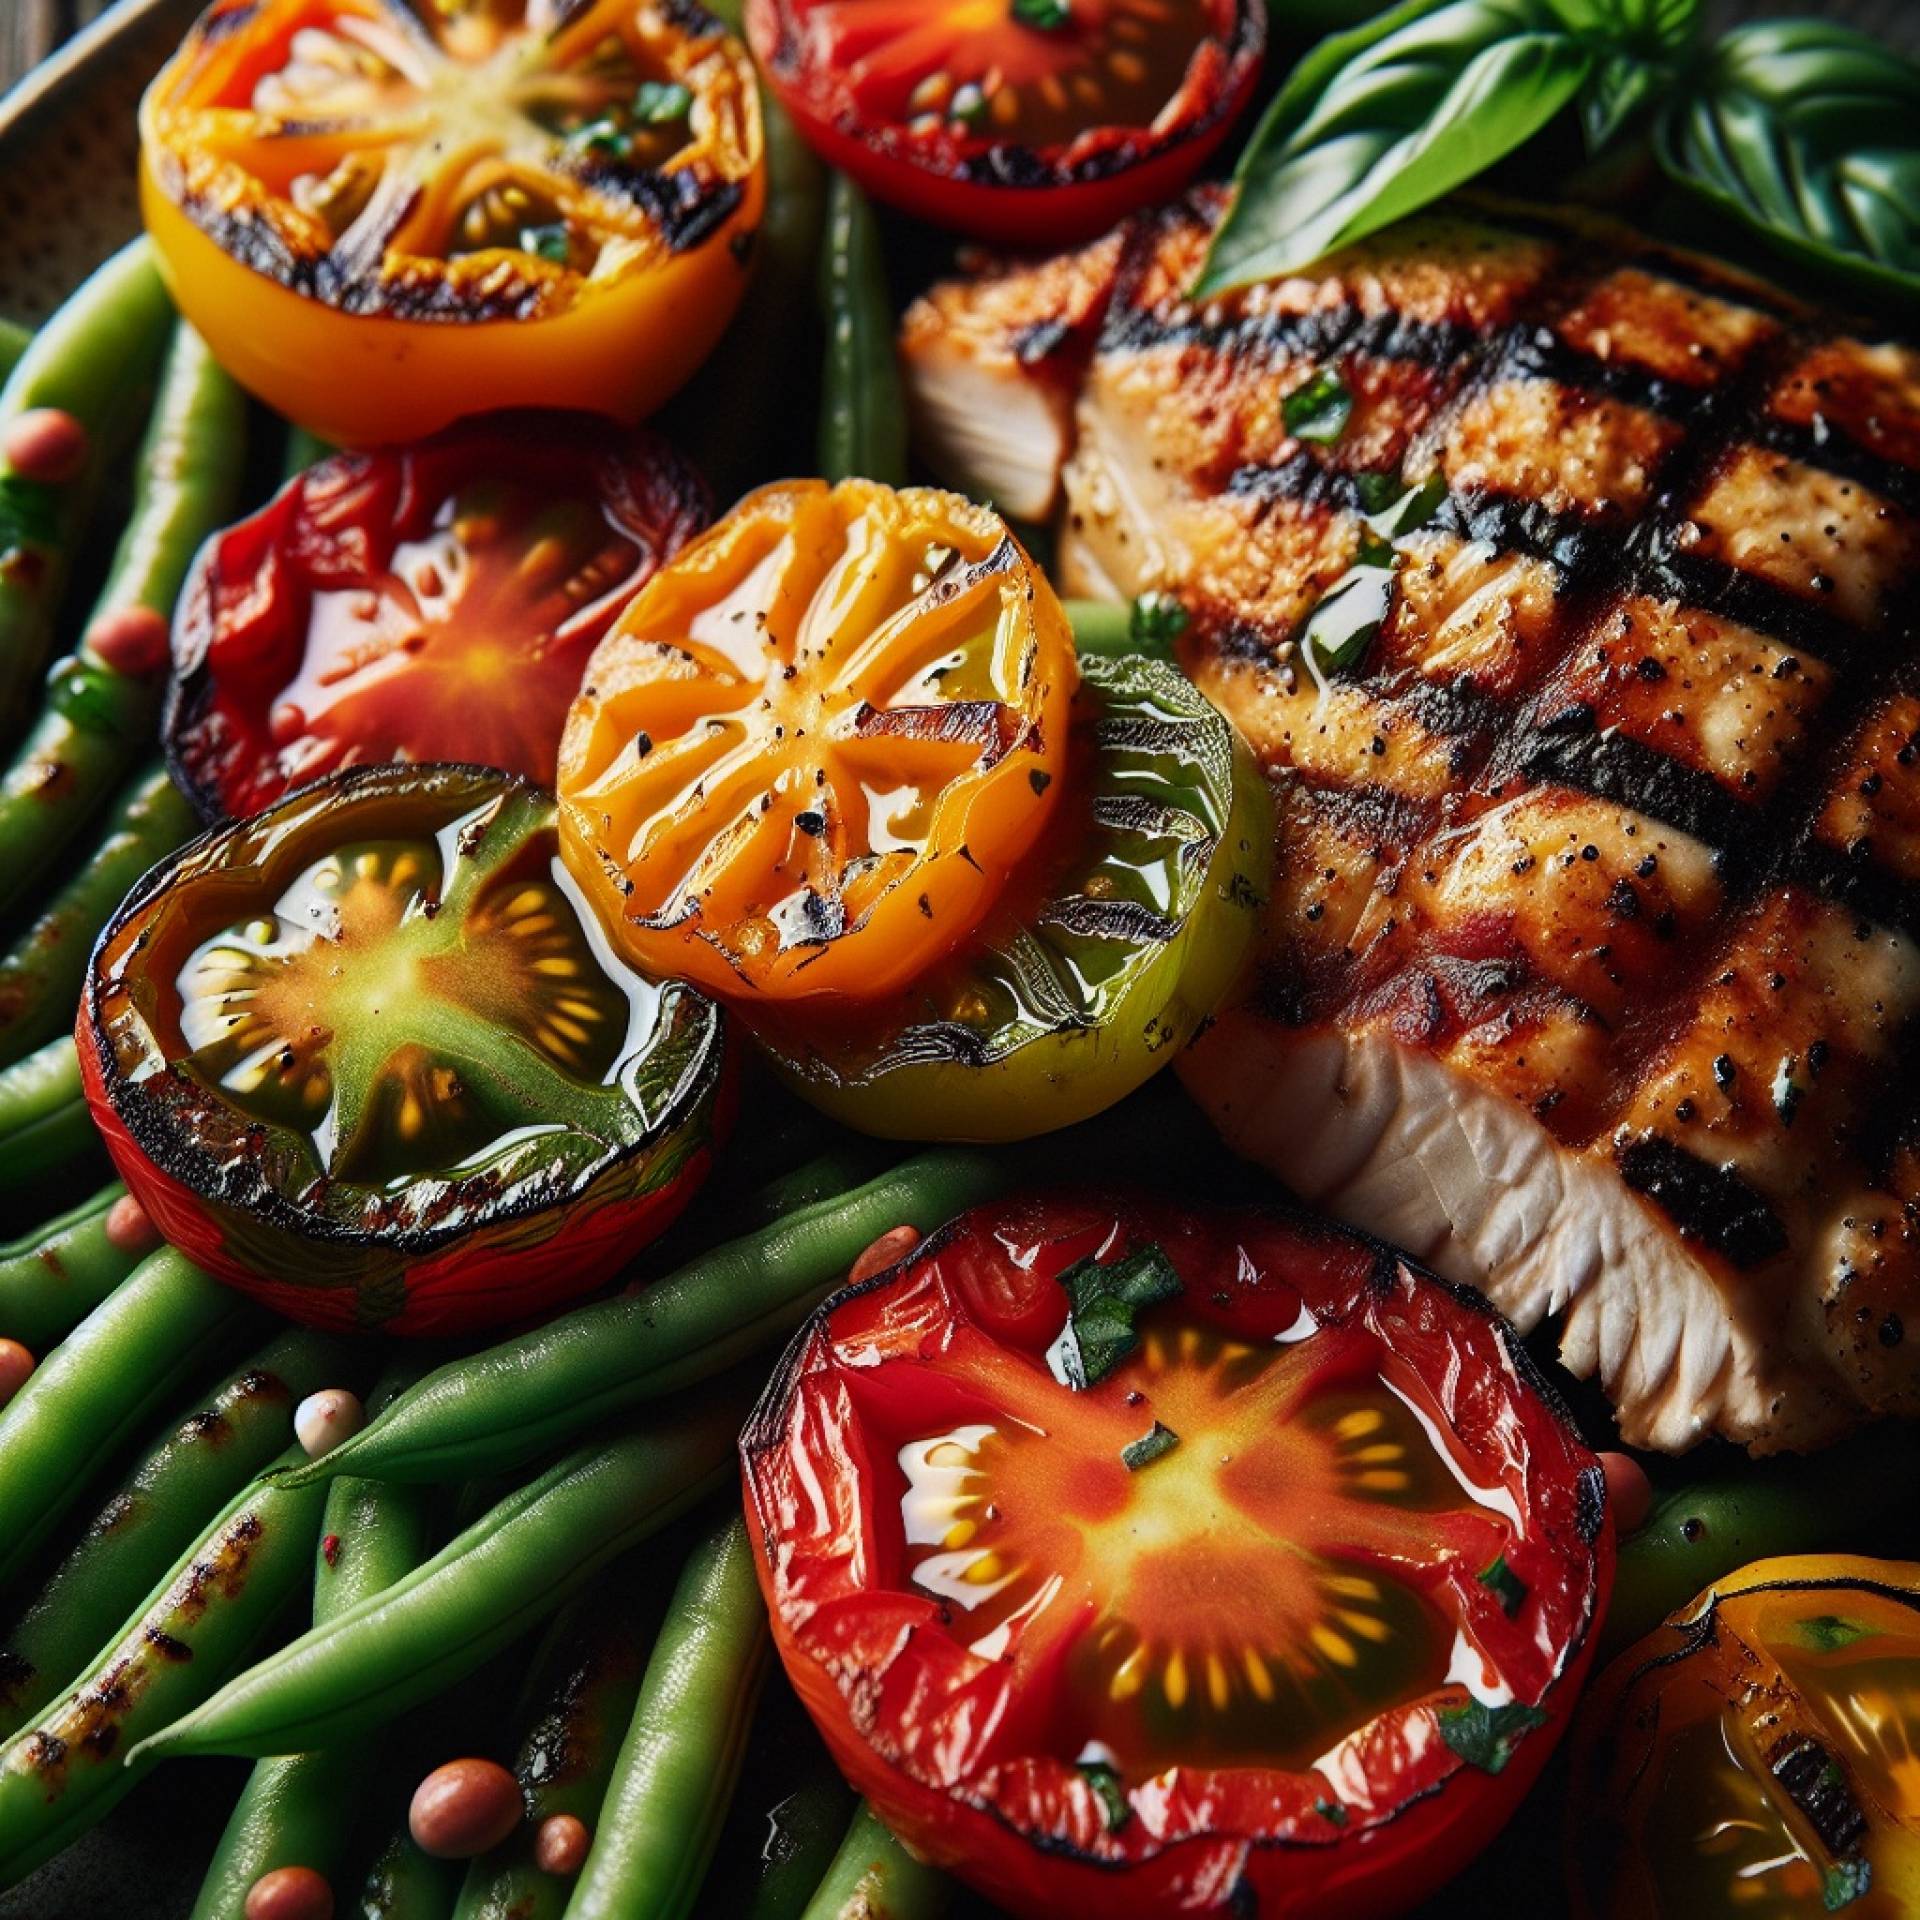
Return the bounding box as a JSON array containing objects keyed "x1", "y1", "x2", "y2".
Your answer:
[
  {"x1": 1656, "y1": 21, "x2": 1920, "y2": 303},
  {"x1": 1824, "y1": 1860, "x2": 1873, "y2": 1911},
  {"x1": 1121, "y1": 1421, "x2": 1180, "y2": 1471},
  {"x1": 1283, "y1": 367, "x2": 1354, "y2": 444},
  {"x1": 1314, "y1": 1795, "x2": 1349, "y2": 1826},
  {"x1": 1197, "y1": 0, "x2": 1592, "y2": 297},
  {"x1": 1012, "y1": 0, "x2": 1072, "y2": 28},
  {"x1": 632, "y1": 80, "x2": 693, "y2": 124},
  {"x1": 1047, "y1": 1242, "x2": 1183, "y2": 1389},
  {"x1": 1438, "y1": 1698, "x2": 1548, "y2": 1773},
  {"x1": 519, "y1": 222, "x2": 571, "y2": 264},
  {"x1": 1579, "y1": 49, "x2": 1660, "y2": 152}
]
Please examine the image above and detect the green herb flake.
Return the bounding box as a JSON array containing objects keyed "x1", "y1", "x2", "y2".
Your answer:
[
  {"x1": 519, "y1": 223, "x2": 572, "y2": 264},
  {"x1": 633, "y1": 80, "x2": 694, "y2": 124},
  {"x1": 1129, "y1": 591, "x2": 1189, "y2": 653},
  {"x1": 1477, "y1": 1555, "x2": 1528, "y2": 1618},
  {"x1": 1795, "y1": 1613, "x2": 1878, "y2": 1654},
  {"x1": 1824, "y1": 1859, "x2": 1873, "y2": 1911},
  {"x1": 570, "y1": 117, "x2": 631, "y2": 157},
  {"x1": 1437, "y1": 1699, "x2": 1548, "y2": 1775},
  {"x1": 1282, "y1": 367, "x2": 1354, "y2": 446},
  {"x1": 1121, "y1": 1421, "x2": 1180, "y2": 1472},
  {"x1": 1313, "y1": 1796, "x2": 1348, "y2": 1827},
  {"x1": 1048, "y1": 1242, "x2": 1183, "y2": 1390},
  {"x1": 1078, "y1": 1759, "x2": 1132, "y2": 1831},
  {"x1": 1011, "y1": 0, "x2": 1073, "y2": 30}
]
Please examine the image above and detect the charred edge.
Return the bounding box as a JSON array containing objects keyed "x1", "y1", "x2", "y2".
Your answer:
[
  {"x1": 1223, "y1": 451, "x2": 1373, "y2": 516},
  {"x1": 1428, "y1": 488, "x2": 1617, "y2": 582},
  {"x1": 1395, "y1": 674, "x2": 1505, "y2": 754},
  {"x1": 583, "y1": 167, "x2": 744, "y2": 254},
  {"x1": 1503, "y1": 326, "x2": 1700, "y2": 424},
  {"x1": 1616, "y1": 1135, "x2": 1789, "y2": 1268},
  {"x1": 1752, "y1": 413, "x2": 1920, "y2": 518},
  {"x1": 1791, "y1": 835, "x2": 1920, "y2": 953},
  {"x1": 1101, "y1": 292, "x2": 1473, "y2": 377},
  {"x1": 1504, "y1": 726, "x2": 1755, "y2": 874},
  {"x1": 1769, "y1": 1733, "x2": 1870, "y2": 1860},
  {"x1": 1575, "y1": 1463, "x2": 1607, "y2": 1543},
  {"x1": 1642, "y1": 546, "x2": 1863, "y2": 674}
]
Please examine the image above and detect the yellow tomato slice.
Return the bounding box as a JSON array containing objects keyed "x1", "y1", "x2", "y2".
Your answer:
[
  {"x1": 139, "y1": 0, "x2": 763, "y2": 444},
  {"x1": 557, "y1": 478, "x2": 1076, "y2": 1002}
]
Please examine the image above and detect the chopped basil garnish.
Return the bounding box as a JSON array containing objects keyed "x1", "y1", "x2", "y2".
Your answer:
[
  {"x1": 1313, "y1": 1796, "x2": 1348, "y2": 1827},
  {"x1": 570, "y1": 117, "x2": 630, "y2": 157},
  {"x1": 1078, "y1": 1759, "x2": 1132, "y2": 1831},
  {"x1": 520, "y1": 223, "x2": 571, "y2": 264},
  {"x1": 1129, "y1": 590, "x2": 1189, "y2": 654},
  {"x1": 1478, "y1": 1555, "x2": 1528, "y2": 1617},
  {"x1": 1121, "y1": 1421, "x2": 1180, "y2": 1471},
  {"x1": 1302, "y1": 534, "x2": 1397, "y2": 677},
  {"x1": 1282, "y1": 366, "x2": 1354, "y2": 445},
  {"x1": 1012, "y1": 0, "x2": 1072, "y2": 29},
  {"x1": 1437, "y1": 1699, "x2": 1547, "y2": 1774},
  {"x1": 1046, "y1": 1242, "x2": 1182, "y2": 1389},
  {"x1": 1824, "y1": 1859, "x2": 1874, "y2": 1910},
  {"x1": 633, "y1": 80, "x2": 693, "y2": 124}
]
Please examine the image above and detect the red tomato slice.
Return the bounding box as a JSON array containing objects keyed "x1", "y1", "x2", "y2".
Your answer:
[
  {"x1": 741, "y1": 1193, "x2": 1613, "y2": 1919},
  {"x1": 165, "y1": 415, "x2": 709, "y2": 820},
  {"x1": 747, "y1": 0, "x2": 1264, "y2": 245}
]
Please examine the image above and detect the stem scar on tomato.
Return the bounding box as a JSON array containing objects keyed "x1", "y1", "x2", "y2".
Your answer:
[
  {"x1": 79, "y1": 762, "x2": 728, "y2": 1335},
  {"x1": 741, "y1": 1192, "x2": 1613, "y2": 1920}
]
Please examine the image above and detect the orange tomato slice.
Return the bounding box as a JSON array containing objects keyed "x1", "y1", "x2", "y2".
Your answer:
[{"x1": 556, "y1": 478, "x2": 1075, "y2": 1002}]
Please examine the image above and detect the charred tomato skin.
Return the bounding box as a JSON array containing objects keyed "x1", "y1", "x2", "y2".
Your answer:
[
  {"x1": 164, "y1": 415, "x2": 710, "y2": 823},
  {"x1": 79, "y1": 762, "x2": 731, "y2": 1335},
  {"x1": 741, "y1": 1192, "x2": 1613, "y2": 1920},
  {"x1": 745, "y1": 0, "x2": 1264, "y2": 247}
]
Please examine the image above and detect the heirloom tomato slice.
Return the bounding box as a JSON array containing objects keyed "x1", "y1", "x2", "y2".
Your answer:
[
  {"x1": 139, "y1": 0, "x2": 764, "y2": 445},
  {"x1": 556, "y1": 478, "x2": 1076, "y2": 1005},
  {"x1": 1570, "y1": 1554, "x2": 1920, "y2": 1919},
  {"x1": 746, "y1": 0, "x2": 1264, "y2": 245},
  {"x1": 742, "y1": 1193, "x2": 1613, "y2": 1920},
  {"x1": 749, "y1": 650, "x2": 1272, "y2": 1140},
  {"x1": 79, "y1": 763, "x2": 727, "y2": 1335},
  {"x1": 165, "y1": 417, "x2": 709, "y2": 822}
]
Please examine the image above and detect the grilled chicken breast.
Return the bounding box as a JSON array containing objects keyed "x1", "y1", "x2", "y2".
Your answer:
[{"x1": 902, "y1": 190, "x2": 1920, "y2": 1453}]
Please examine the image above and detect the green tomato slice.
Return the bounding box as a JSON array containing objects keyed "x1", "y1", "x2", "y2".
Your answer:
[{"x1": 749, "y1": 652, "x2": 1271, "y2": 1141}]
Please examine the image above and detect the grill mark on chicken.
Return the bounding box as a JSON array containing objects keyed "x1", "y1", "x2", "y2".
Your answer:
[{"x1": 904, "y1": 192, "x2": 1920, "y2": 1447}]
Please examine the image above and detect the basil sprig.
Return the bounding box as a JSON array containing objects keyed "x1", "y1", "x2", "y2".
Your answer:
[
  {"x1": 1200, "y1": 2, "x2": 1919, "y2": 307},
  {"x1": 1656, "y1": 20, "x2": 1920, "y2": 302}
]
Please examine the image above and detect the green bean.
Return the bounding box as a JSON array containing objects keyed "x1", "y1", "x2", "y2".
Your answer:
[
  {"x1": 0, "y1": 1244, "x2": 253, "y2": 1589},
  {"x1": 0, "y1": 1446, "x2": 328, "y2": 1888},
  {"x1": 0, "y1": 243, "x2": 174, "y2": 742},
  {"x1": 0, "y1": 1036, "x2": 96, "y2": 1202},
  {"x1": 130, "y1": 1390, "x2": 747, "y2": 1763},
  {"x1": 453, "y1": 1568, "x2": 657, "y2": 1920},
  {"x1": 733, "y1": 1763, "x2": 857, "y2": 1920},
  {"x1": 665, "y1": 57, "x2": 826, "y2": 500},
  {"x1": 1605, "y1": 1423, "x2": 1920, "y2": 1652},
  {"x1": 0, "y1": 321, "x2": 29, "y2": 381},
  {"x1": 192, "y1": 1426, "x2": 433, "y2": 1920},
  {"x1": 818, "y1": 174, "x2": 907, "y2": 488},
  {"x1": 0, "y1": 1326, "x2": 355, "y2": 1727},
  {"x1": 360, "y1": 1831, "x2": 463, "y2": 1920},
  {"x1": 0, "y1": 322, "x2": 245, "y2": 917},
  {"x1": 798, "y1": 1804, "x2": 952, "y2": 1920},
  {"x1": 0, "y1": 763, "x2": 197, "y2": 1069},
  {"x1": 565, "y1": 1515, "x2": 768, "y2": 1920},
  {"x1": 0, "y1": 1180, "x2": 130, "y2": 1351},
  {"x1": 276, "y1": 1149, "x2": 1007, "y2": 1490}
]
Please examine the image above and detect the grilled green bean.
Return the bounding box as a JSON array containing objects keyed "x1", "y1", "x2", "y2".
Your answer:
[
  {"x1": 0, "y1": 321, "x2": 244, "y2": 915},
  {"x1": 275, "y1": 1150, "x2": 1006, "y2": 1489},
  {"x1": 0, "y1": 1036, "x2": 96, "y2": 1203},
  {"x1": 0, "y1": 1326, "x2": 354, "y2": 1727},
  {"x1": 0, "y1": 243, "x2": 173, "y2": 747},
  {"x1": 0, "y1": 1181, "x2": 130, "y2": 1351},
  {"x1": 798, "y1": 1804, "x2": 952, "y2": 1920},
  {"x1": 0, "y1": 762, "x2": 196, "y2": 1068},
  {"x1": 360, "y1": 1831, "x2": 463, "y2": 1920},
  {"x1": 564, "y1": 1515, "x2": 768, "y2": 1920},
  {"x1": 453, "y1": 1569, "x2": 656, "y2": 1920},
  {"x1": 130, "y1": 1391, "x2": 745, "y2": 1763},
  {"x1": 818, "y1": 174, "x2": 907, "y2": 487},
  {"x1": 191, "y1": 1435, "x2": 432, "y2": 1920},
  {"x1": 0, "y1": 1447, "x2": 328, "y2": 1888},
  {"x1": 0, "y1": 1244, "x2": 253, "y2": 1588}
]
